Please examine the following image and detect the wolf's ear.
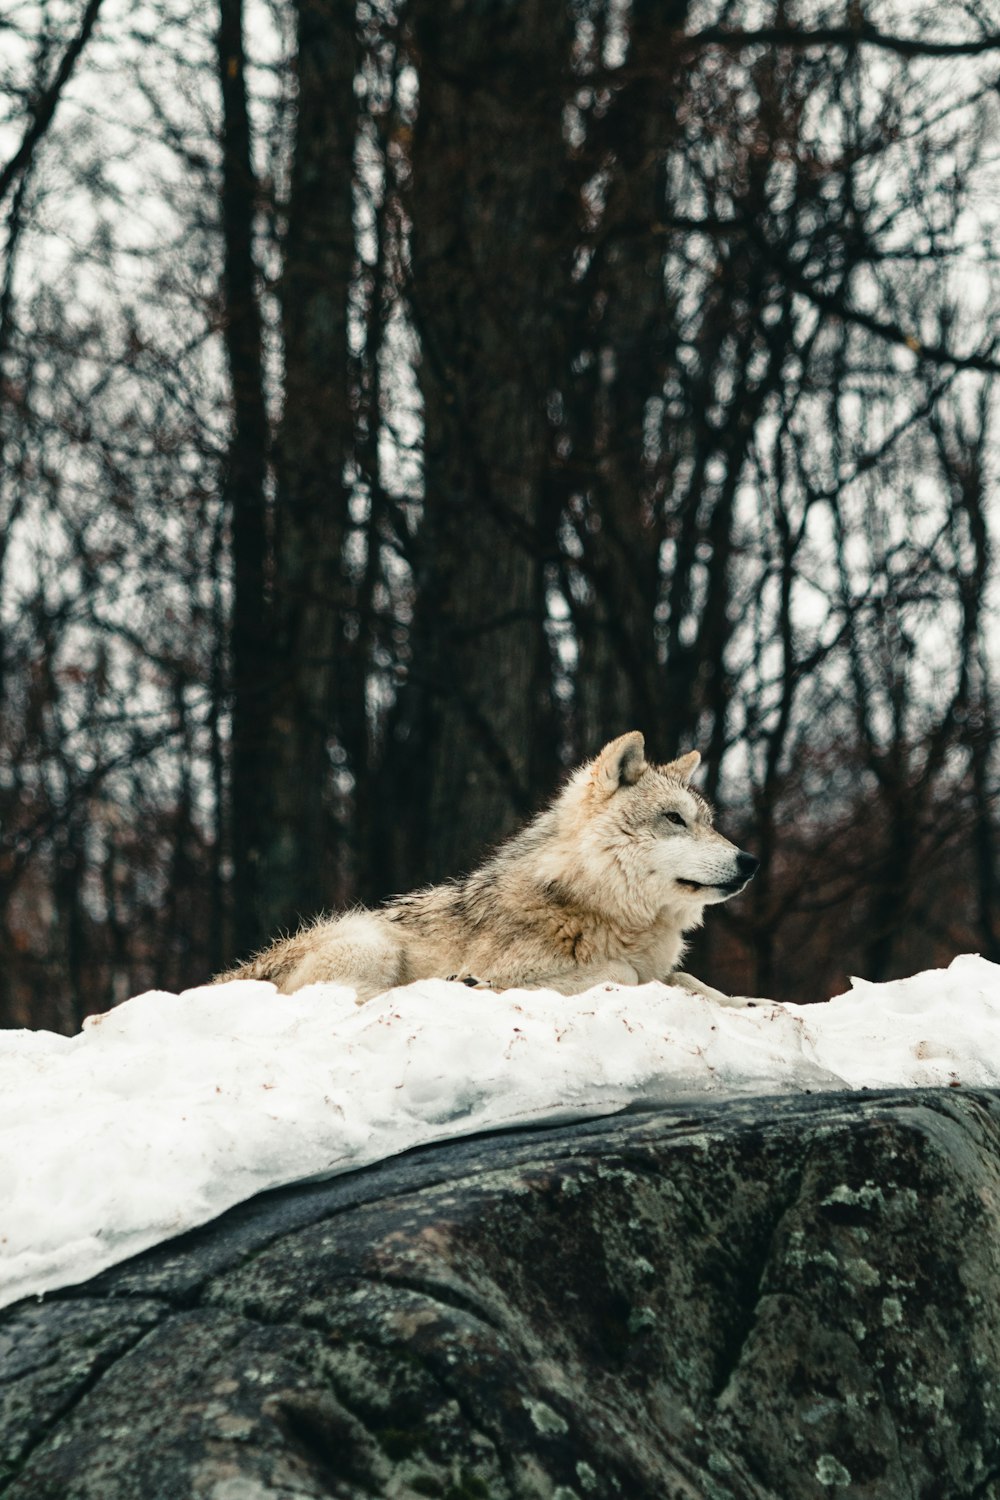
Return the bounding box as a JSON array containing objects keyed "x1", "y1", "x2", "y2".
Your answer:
[
  {"x1": 591, "y1": 731, "x2": 647, "y2": 793},
  {"x1": 666, "y1": 749, "x2": 701, "y2": 785}
]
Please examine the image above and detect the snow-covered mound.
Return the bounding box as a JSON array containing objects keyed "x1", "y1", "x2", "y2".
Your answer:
[{"x1": 2, "y1": 953, "x2": 999, "y2": 1313}]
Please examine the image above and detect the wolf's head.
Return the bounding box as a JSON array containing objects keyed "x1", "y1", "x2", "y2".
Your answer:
[{"x1": 564, "y1": 730, "x2": 758, "y2": 920}]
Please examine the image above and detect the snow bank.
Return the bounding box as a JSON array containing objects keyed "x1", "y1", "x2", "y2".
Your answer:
[{"x1": 2, "y1": 953, "x2": 999, "y2": 1312}]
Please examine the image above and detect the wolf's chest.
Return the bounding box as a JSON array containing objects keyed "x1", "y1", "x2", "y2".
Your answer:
[
  {"x1": 619, "y1": 923, "x2": 687, "y2": 982},
  {"x1": 555, "y1": 912, "x2": 685, "y2": 982}
]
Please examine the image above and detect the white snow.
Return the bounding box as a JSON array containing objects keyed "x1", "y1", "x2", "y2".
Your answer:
[{"x1": 2, "y1": 952, "x2": 999, "y2": 1313}]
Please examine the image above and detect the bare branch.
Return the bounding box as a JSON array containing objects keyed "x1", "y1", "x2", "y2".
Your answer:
[
  {"x1": 0, "y1": 0, "x2": 105, "y2": 208},
  {"x1": 683, "y1": 21, "x2": 1000, "y2": 59}
]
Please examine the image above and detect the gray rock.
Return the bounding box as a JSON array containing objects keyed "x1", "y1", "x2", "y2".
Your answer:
[{"x1": 3, "y1": 1089, "x2": 1000, "y2": 1499}]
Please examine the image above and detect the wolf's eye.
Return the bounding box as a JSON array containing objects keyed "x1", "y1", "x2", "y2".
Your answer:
[{"x1": 663, "y1": 810, "x2": 687, "y2": 828}]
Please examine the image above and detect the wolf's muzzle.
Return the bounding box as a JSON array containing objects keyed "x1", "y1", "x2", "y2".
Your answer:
[
  {"x1": 680, "y1": 850, "x2": 760, "y2": 896},
  {"x1": 717, "y1": 851, "x2": 760, "y2": 894}
]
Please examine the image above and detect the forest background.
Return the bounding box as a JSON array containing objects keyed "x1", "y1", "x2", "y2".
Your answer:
[{"x1": 1, "y1": 0, "x2": 998, "y2": 1032}]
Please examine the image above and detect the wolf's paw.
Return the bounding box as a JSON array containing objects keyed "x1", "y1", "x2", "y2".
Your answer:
[
  {"x1": 447, "y1": 973, "x2": 494, "y2": 991},
  {"x1": 718, "y1": 993, "x2": 783, "y2": 1010},
  {"x1": 669, "y1": 971, "x2": 770, "y2": 1009}
]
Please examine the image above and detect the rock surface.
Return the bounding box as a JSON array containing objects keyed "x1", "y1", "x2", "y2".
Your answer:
[{"x1": 3, "y1": 1089, "x2": 1000, "y2": 1500}]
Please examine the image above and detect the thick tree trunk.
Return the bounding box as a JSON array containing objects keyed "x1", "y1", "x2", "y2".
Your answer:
[
  {"x1": 378, "y1": 0, "x2": 575, "y2": 892},
  {"x1": 262, "y1": 0, "x2": 357, "y2": 934}
]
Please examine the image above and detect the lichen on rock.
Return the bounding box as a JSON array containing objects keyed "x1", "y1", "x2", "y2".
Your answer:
[{"x1": 3, "y1": 1089, "x2": 1000, "y2": 1498}]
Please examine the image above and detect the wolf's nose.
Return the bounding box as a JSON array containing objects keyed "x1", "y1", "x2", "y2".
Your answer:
[{"x1": 737, "y1": 851, "x2": 760, "y2": 879}]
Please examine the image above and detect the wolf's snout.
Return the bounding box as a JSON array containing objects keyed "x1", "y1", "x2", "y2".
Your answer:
[{"x1": 737, "y1": 851, "x2": 759, "y2": 879}]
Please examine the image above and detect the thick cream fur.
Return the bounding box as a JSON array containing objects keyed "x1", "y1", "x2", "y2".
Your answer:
[{"x1": 215, "y1": 732, "x2": 757, "y2": 1005}]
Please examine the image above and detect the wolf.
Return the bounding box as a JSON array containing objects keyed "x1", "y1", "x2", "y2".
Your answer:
[{"x1": 215, "y1": 731, "x2": 759, "y2": 1007}]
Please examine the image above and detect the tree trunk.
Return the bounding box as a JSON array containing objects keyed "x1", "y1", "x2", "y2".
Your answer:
[
  {"x1": 566, "y1": 0, "x2": 689, "y2": 761},
  {"x1": 378, "y1": 0, "x2": 576, "y2": 891},
  {"x1": 262, "y1": 0, "x2": 357, "y2": 934},
  {"x1": 217, "y1": 0, "x2": 270, "y2": 957}
]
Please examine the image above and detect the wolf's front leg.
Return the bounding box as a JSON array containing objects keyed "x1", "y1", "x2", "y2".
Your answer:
[
  {"x1": 669, "y1": 971, "x2": 763, "y2": 1009},
  {"x1": 448, "y1": 961, "x2": 642, "y2": 995},
  {"x1": 524, "y1": 961, "x2": 643, "y2": 995}
]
